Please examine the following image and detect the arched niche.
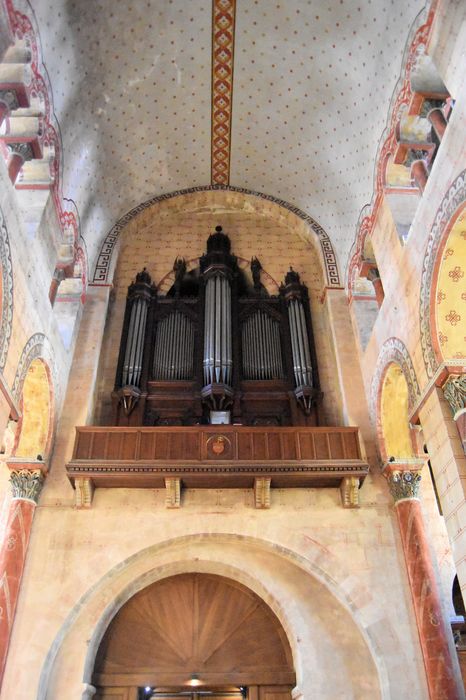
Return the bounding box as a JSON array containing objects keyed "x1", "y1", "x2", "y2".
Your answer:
[
  {"x1": 36, "y1": 536, "x2": 386, "y2": 700},
  {"x1": 379, "y1": 363, "x2": 415, "y2": 460},
  {"x1": 14, "y1": 357, "x2": 52, "y2": 459},
  {"x1": 420, "y1": 169, "x2": 466, "y2": 377},
  {"x1": 93, "y1": 572, "x2": 295, "y2": 693},
  {"x1": 431, "y1": 203, "x2": 466, "y2": 363}
]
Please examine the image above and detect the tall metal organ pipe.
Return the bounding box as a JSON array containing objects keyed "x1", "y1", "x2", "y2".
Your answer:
[
  {"x1": 288, "y1": 297, "x2": 313, "y2": 388},
  {"x1": 153, "y1": 311, "x2": 194, "y2": 380},
  {"x1": 121, "y1": 277, "x2": 151, "y2": 388},
  {"x1": 242, "y1": 310, "x2": 283, "y2": 380},
  {"x1": 203, "y1": 274, "x2": 232, "y2": 385}
]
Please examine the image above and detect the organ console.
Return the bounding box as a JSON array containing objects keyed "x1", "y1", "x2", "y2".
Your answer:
[{"x1": 112, "y1": 226, "x2": 321, "y2": 427}]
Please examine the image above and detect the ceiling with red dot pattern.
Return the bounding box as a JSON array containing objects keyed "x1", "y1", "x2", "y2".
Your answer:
[{"x1": 22, "y1": 0, "x2": 426, "y2": 271}]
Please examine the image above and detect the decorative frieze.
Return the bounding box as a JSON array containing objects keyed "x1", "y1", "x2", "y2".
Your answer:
[
  {"x1": 386, "y1": 470, "x2": 422, "y2": 503},
  {"x1": 9, "y1": 469, "x2": 44, "y2": 503},
  {"x1": 442, "y1": 374, "x2": 466, "y2": 418}
]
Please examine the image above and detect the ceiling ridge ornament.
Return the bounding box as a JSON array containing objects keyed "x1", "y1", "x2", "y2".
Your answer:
[
  {"x1": 91, "y1": 185, "x2": 341, "y2": 287},
  {"x1": 211, "y1": 0, "x2": 236, "y2": 185}
]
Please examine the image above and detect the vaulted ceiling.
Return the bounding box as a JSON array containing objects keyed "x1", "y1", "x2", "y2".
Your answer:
[{"x1": 28, "y1": 0, "x2": 425, "y2": 272}]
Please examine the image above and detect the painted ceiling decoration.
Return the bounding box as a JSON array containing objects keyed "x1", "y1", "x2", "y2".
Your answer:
[
  {"x1": 5, "y1": 0, "x2": 427, "y2": 276},
  {"x1": 211, "y1": 0, "x2": 236, "y2": 185}
]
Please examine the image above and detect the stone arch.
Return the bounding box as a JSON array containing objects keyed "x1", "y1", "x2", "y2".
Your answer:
[
  {"x1": 371, "y1": 338, "x2": 421, "y2": 461},
  {"x1": 91, "y1": 186, "x2": 341, "y2": 289},
  {"x1": 10, "y1": 334, "x2": 59, "y2": 459},
  {"x1": 0, "y1": 205, "x2": 13, "y2": 371},
  {"x1": 420, "y1": 169, "x2": 466, "y2": 376},
  {"x1": 37, "y1": 534, "x2": 389, "y2": 700}
]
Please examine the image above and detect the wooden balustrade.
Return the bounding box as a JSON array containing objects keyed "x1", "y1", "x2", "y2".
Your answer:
[{"x1": 66, "y1": 426, "x2": 369, "y2": 503}]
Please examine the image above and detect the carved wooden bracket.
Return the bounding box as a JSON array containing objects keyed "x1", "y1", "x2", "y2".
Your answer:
[
  {"x1": 75, "y1": 477, "x2": 94, "y2": 508},
  {"x1": 254, "y1": 477, "x2": 271, "y2": 509},
  {"x1": 165, "y1": 477, "x2": 181, "y2": 508},
  {"x1": 340, "y1": 476, "x2": 360, "y2": 508}
]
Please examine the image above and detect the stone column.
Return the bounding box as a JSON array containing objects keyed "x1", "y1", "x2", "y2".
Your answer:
[
  {"x1": 442, "y1": 374, "x2": 466, "y2": 454},
  {"x1": 0, "y1": 467, "x2": 44, "y2": 684},
  {"x1": 385, "y1": 463, "x2": 464, "y2": 699}
]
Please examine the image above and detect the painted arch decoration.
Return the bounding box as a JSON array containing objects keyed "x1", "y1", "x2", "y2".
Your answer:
[
  {"x1": 420, "y1": 169, "x2": 466, "y2": 377},
  {"x1": 0, "y1": 206, "x2": 13, "y2": 371},
  {"x1": 370, "y1": 338, "x2": 421, "y2": 461},
  {"x1": 346, "y1": 4, "x2": 436, "y2": 294},
  {"x1": 91, "y1": 185, "x2": 341, "y2": 289},
  {"x1": 370, "y1": 337, "x2": 421, "y2": 425}
]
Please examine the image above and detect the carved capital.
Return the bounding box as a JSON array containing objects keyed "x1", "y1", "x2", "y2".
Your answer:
[
  {"x1": 7, "y1": 142, "x2": 34, "y2": 162},
  {"x1": 442, "y1": 374, "x2": 466, "y2": 418},
  {"x1": 75, "y1": 477, "x2": 94, "y2": 508},
  {"x1": 165, "y1": 477, "x2": 181, "y2": 508},
  {"x1": 9, "y1": 469, "x2": 44, "y2": 503},
  {"x1": 254, "y1": 477, "x2": 271, "y2": 509},
  {"x1": 386, "y1": 470, "x2": 421, "y2": 503},
  {"x1": 340, "y1": 476, "x2": 360, "y2": 508}
]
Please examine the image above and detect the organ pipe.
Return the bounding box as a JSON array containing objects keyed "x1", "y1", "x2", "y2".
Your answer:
[
  {"x1": 153, "y1": 311, "x2": 195, "y2": 380},
  {"x1": 120, "y1": 269, "x2": 152, "y2": 389},
  {"x1": 203, "y1": 275, "x2": 232, "y2": 385},
  {"x1": 242, "y1": 310, "x2": 283, "y2": 380}
]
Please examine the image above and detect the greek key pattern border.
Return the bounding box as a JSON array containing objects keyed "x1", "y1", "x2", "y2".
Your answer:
[{"x1": 91, "y1": 185, "x2": 341, "y2": 287}]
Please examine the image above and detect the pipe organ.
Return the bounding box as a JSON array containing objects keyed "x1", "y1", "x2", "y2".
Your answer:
[{"x1": 113, "y1": 226, "x2": 321, "y2": 427}]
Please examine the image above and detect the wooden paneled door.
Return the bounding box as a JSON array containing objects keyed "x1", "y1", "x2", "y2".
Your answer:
[{"x1": 94, "y1": 690, "x2": 292, "y2": 700}]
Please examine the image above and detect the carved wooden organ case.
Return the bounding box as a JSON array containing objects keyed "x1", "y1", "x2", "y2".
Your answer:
[{"x1": 112, "y1": 226, "x2": 321, "y2": 427}]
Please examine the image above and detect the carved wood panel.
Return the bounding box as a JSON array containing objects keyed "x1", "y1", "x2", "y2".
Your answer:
[{"x1": 93, "y1": 573, "x2": 295, "y2": 688}]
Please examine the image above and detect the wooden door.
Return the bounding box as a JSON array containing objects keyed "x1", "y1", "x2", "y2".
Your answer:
[
  {"x1": 94, "y1": 688, "x2": 137, "y2": 700},
  {"x1": 248, "y1": 686, "x2": 292, "y2": 700}
]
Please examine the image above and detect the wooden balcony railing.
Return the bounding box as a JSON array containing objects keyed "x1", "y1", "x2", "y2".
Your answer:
[{"x1": 66, "y1": 425, "x2": 369, "y2": 508}]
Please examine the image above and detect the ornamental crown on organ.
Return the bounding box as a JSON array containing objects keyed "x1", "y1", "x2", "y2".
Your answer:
[{"x1": 113, "y1": 226, "x2": 321, "y2": 427}]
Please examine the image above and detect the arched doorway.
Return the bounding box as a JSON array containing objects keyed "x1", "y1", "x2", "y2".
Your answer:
[{"x1": 92, "y1": 573, "x2": 295, "y2": 700}]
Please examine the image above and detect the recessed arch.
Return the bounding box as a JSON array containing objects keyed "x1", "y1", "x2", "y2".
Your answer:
[
  {"x1": 10, "y1": 334, "x2": 59, "y2": 460},
  {"x1": 371, "y1": 338, "x2": 421, "y2": 461},
  {"x1": 37, "y1": 534, "x2": 388, "y2": 700},
  {"x1": 93, "y1": 572, "x2": 295, "y2": 689},
  {"x1": 91, "y1": 186, "x2": 341, "y2": 289},
  {"x1": 379, "y1": 363, "x2": 415, "y2": 461},
  {"x1": 14, "y1": 357, "x2": 52, "y2": 459},
  {"x1": 420, "y1": 168, "x2": 466, "y2": 377}
]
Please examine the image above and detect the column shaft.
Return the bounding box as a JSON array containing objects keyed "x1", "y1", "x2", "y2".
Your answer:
[
  {"x1": 0, "y1": 497, "x2": 36, "y2": 682},
  {"x1": 396, "y1": 497, "x2": 462, "y2": 699}
]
